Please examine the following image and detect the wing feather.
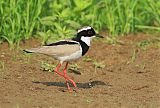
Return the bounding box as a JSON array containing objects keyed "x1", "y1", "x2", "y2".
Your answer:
[{"x1": 25, "y1": 44, "x2": 81, "y2": 57}]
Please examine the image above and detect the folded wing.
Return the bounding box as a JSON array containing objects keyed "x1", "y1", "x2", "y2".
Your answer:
[{"x1": 24, "y1": 41, "x2": 81, "y2": 57}]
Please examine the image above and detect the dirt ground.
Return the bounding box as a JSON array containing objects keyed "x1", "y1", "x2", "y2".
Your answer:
[{"x1": 0, "y1": 33, "x2": 160, "y2": 108}]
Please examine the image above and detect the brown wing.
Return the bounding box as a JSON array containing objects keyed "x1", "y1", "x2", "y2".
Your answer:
[{"x1": 25, "y1": 44, "x2": 81, "y2": 57}]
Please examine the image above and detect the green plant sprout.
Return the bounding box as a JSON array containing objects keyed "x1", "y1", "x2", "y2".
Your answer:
[
  {"x1": 0, "y1": 61, "x2": 5, "y2": 70},
  {"x1": 93, "y1": 61, "x2": 105, "y2": 69},
  {"x1": 69, "y1": 64, "x2": 80, "y2": 72},
  {"x1": 86, "y1": 99, "x2": 94, "y2": 104},
  {"x1": 93, "y1": 61, "x2": 105, "y2": 74},
  {"x1": 135, "y1": 63, "x2": 146, "y2": 70},
  {"x1": 41, "y1": 61, "x2": 56, "y2": 73},
  {"x1": 83, "y1": 56, "x2": 93, "y2": 62},
  {"x1": 137, "y1": 40, "x2": 151, "y2": 50},
  {"x1": 131, "y1": 49, "x2": 137, "y2": 63},
  {"x1": 127, "y1": 49, "x2": 138, "y2": 64}
]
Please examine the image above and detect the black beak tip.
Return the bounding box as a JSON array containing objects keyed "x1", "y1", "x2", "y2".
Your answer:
[{"x1": 95, "y1": 34, "x2": 104, "y2": 38}]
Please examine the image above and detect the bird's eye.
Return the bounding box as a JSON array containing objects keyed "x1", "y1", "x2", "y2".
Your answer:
[{"x1": 88, "y1": 31, "x2": 92, "y2": 35}]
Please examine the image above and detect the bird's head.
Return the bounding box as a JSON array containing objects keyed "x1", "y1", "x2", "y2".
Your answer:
[{"x1": 73, "y1": 26, "x2": 103, "y2": 46}]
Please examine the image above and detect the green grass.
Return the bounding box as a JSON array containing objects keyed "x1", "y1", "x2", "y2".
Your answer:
[
  {"x1": 0, "y1": 0, "x2": 45, "y2": 47},
  {"x1": 0, "y1": 0, "x2": 160, "y2": 47}
]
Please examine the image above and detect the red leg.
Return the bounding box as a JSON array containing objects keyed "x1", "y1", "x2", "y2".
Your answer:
[
  {"x1": 62, "y1": 62, "x2": 71, "y2": 92},
  {"x1": 63, "y1": 62, "x2": 77, "y2": 88},
  {"x1": 54, "y1": 62, "x2": 71, "y2": 91},
  {"x1": 54, "y1": 62, "x2": 77, "y2": 92},
  {"x1": 54, "y1": 63, "x2": 63, "y2": 76}
]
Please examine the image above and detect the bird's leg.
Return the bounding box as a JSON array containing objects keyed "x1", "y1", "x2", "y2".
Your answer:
[
  {"x1": 63, "y1": 62, "x2": 77, "y2": 90},
  {"x1": 54, "y1": 62, "x2": 77, "y2": 92},
  {"x1": 54, "y1": 62, "x2": 72, "y2": 91},
  {"x1": 63, "y1": 62, "x2": 72, "y2": 92},
  {"x1": 54, "y1": 63, "x2": 64, "y2": 76}
]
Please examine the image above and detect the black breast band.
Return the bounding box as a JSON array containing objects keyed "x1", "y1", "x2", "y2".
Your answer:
[{"x1": 79, "y1": 41, "x2": 89, "y2": 56}]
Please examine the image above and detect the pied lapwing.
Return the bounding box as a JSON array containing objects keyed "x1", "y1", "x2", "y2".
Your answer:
[{"x1": 24, "y1": 26, "x2": 103, "y2": 92}]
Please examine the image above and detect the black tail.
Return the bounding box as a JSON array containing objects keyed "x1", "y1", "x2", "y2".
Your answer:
[{"x1": 23, "y1": 49, "x2": 33, "y2": 53}]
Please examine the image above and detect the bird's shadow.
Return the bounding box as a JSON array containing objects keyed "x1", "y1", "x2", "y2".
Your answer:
[{"x1": 32, "y1": 80, "x2": 110, "y2": 89}]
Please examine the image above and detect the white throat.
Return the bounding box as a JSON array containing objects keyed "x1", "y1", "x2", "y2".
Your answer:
[{"x1": 81, "y1": 36, "x2": 93, "y2": 46}]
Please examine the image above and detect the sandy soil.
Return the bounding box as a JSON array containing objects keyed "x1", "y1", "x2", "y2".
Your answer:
[{"x1": 0, "y1": 33, "x2": 160, "y2": 108}]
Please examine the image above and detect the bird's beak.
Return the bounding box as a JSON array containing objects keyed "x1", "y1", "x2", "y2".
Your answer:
[{"x1": 95, "y1": 34, "x2": 104, "y2": 38}]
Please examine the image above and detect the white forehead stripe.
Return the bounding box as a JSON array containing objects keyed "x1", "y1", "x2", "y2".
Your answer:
[{"x1": 78, "y1": 26, "x2": 91, "y2": 33}]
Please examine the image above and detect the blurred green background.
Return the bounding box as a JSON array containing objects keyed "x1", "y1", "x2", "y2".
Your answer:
[{"x1": 0, "y1": 0, "x2": 160, "y2": 47}]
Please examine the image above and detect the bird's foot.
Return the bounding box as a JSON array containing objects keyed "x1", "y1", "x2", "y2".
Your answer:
[{"x1": 66, "y1": 81, "x2": 73, "y2": 92}]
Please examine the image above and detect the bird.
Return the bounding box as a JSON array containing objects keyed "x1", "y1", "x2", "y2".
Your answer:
[{"x1": 24, "y1": 26, "x2": 103, "y2": 92}]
